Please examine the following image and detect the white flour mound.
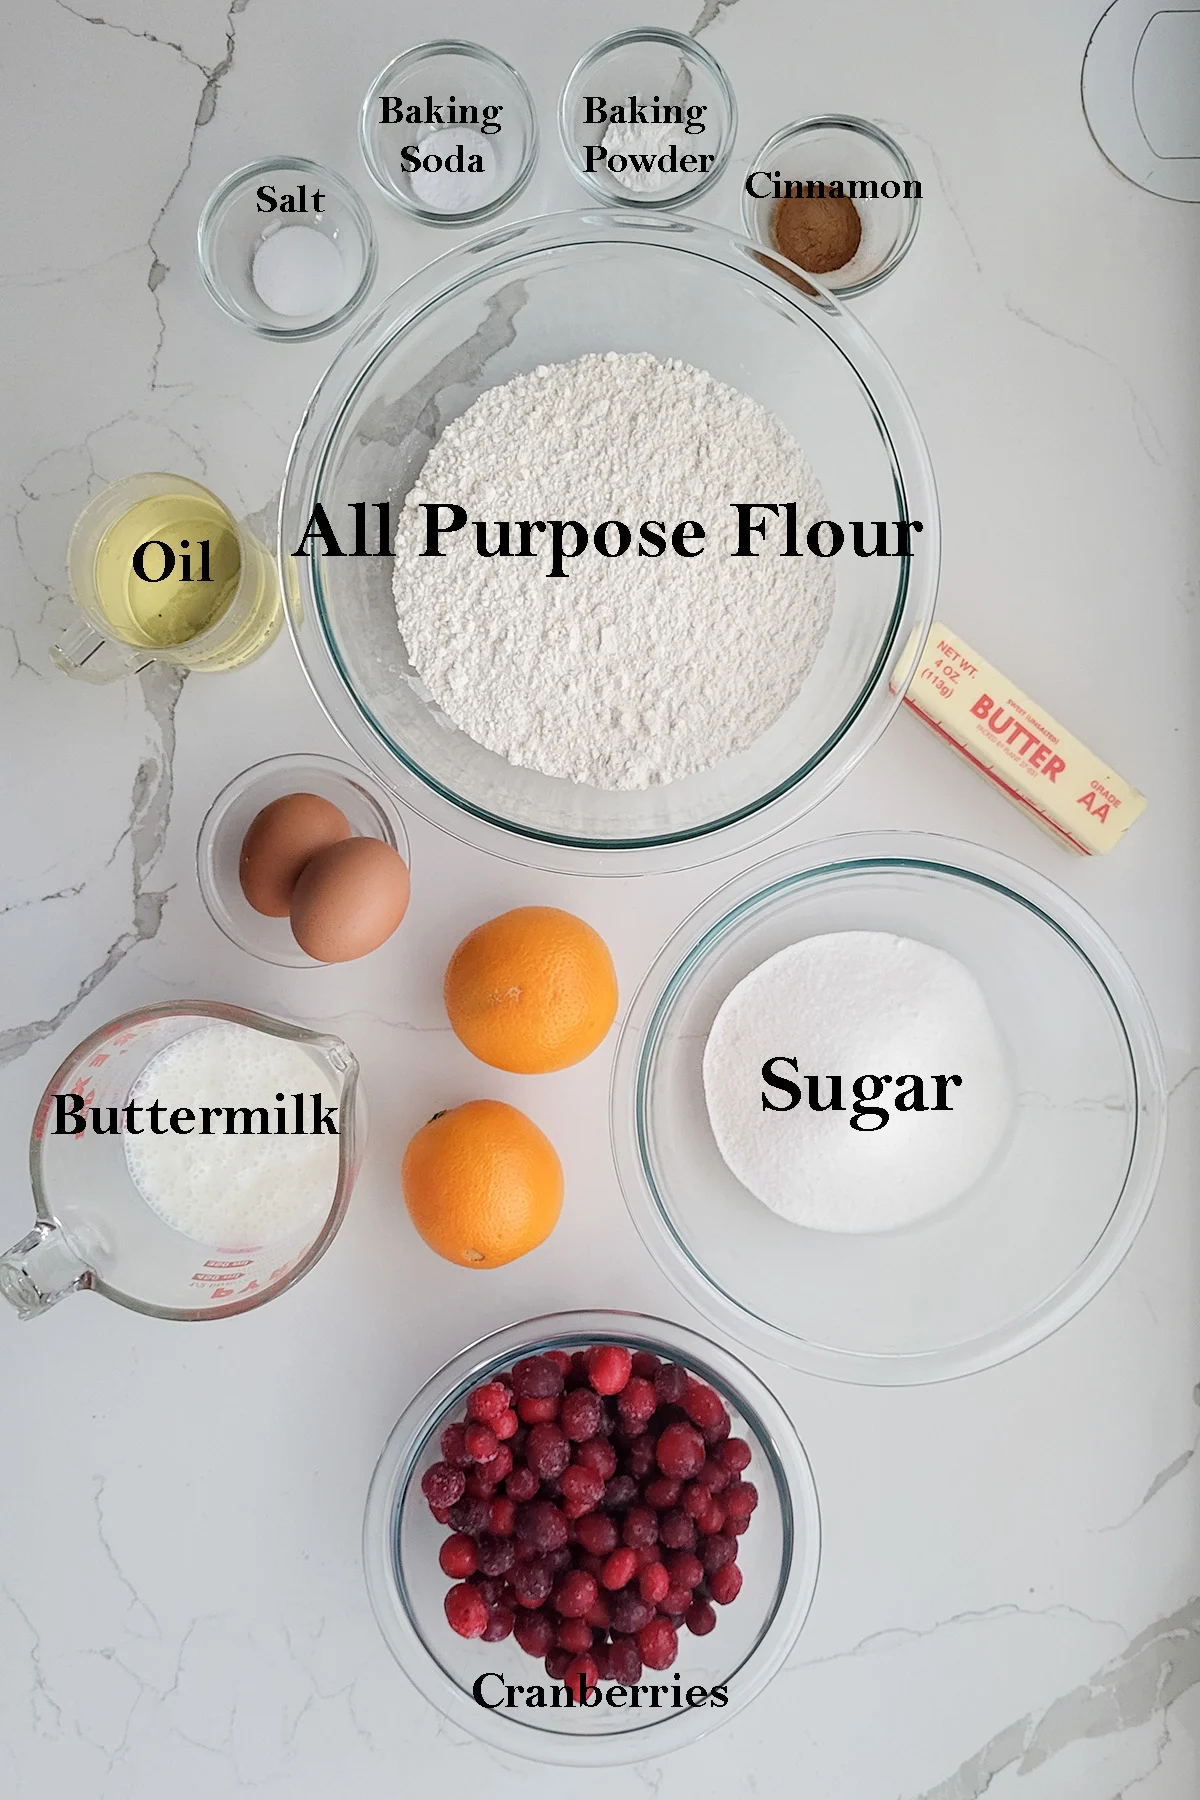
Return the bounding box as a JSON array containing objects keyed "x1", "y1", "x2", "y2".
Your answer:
[
  {"x1": 702, "y1": 933, "x2": 1013, "y2": 1233},
  {"x1": 391, "y1": 352, "x2": 836, "y2": 790}
]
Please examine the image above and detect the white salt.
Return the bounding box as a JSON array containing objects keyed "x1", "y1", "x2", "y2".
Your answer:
[
  {"x1": 251, "y1": 225, "x2": 344, "y2": 318},
  {"x1": 701, "y1": 932, "x2": 1012, "y2": 1233}
]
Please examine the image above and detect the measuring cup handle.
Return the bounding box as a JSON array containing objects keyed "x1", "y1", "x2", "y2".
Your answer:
[
  {"x1": 0, "y1": 1222, "x2": 93, "y2": 1318},
  {"x1": 50, "y1": 617, "x2": 151, "y2": 684}
]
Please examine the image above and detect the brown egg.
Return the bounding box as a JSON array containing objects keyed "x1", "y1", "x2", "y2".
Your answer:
[
  {"x1": 239, "y1": 792, "x2": 352, "y2": 917},
  {"x1": 290, "y1": 836, "x2": 410, "y2": 962}
]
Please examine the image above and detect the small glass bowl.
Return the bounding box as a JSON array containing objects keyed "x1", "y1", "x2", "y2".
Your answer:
[
  {"x1": 611, "y1": 833, "x2": 1167, "y2": 1385},
  {"x1": 560, "y1": 29, "x2": 736, "y2": 209},
  {"x1": 360, "y1": 41, "x2": 537, "y2": 226},
  {"x1": 197, "y1": 157, "x2": 377, "y2": 339},
  {"x1": 741, "y1": 117, "x2": 920, "y2": 297},
  {"x1": 196, "y1": 752, "x2": 411, "y2": 967},
  {"x1": 363, "y1": 1310, "x2": 821, "y2": 1766}
]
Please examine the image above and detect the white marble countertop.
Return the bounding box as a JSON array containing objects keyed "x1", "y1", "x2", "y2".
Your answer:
[{"x1": 2, "y1": 0, "x2": 1198, "y2": 1794}]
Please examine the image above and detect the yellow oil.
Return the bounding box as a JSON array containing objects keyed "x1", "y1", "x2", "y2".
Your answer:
[{"x1": 93, "y1": 492, "x2": 243, "y2": 648}]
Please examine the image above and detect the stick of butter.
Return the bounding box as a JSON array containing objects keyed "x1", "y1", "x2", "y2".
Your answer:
[{"x1": 891, "y1": 622, "x2": 1147, "y2": 855}]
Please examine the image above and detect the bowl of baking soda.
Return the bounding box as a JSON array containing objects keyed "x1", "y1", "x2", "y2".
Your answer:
[
  {"x1": 610, "y1": 832, "x2": 1166, "y2": 1383},
  {"x1": 281, "y1": 211, "x2": 939, "y2": 873}
]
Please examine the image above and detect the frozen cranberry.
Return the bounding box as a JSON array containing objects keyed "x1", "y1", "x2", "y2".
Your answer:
[
  {"x1": 607, "y1": 1635, "x2": 643, "y2": 1685},
  {"x1": 505, "y1": 1464, "x2": 539, "y2": 1503},
  {"x1": 625, "y1": 1435, "x2": 657, "y2": 1481},
  {"x1": 659, "y1": 1510, "x2": 696, "y2": 1551},
  {"x1": 701, "y1": 1410, "x2": 731, "y2": 1446},
  {"x1": 726, "y1": 1514, "x2": 751, "y2": 1536},
  {"x1": 440, "y1": 1423, "x2": 471, "y2": 1468},
  {"x1": 682, "y1": 1379, "x2": 725, "y2": 1431},
  {"x1": 438, "y1": 1533, "x2": 477, "y2": 1578},
  {"x1": 710, "y1": 1562, "x2": 743, "y2": 1605},
  {"x1": 622, "y1": 1507, "x2": 658, "y2": 1549},
  {"x1": 577, "y1": 1550, "x2": 606, "y2": 1582},
  {"x1": 639, "y1": 1562, "x2": 670, "y2": 1607},
  {"x1": 526, "y1": 1423, "x2": 570, "y2": 1482},
  {"x1": 585, "y1": 1592, "x2": 612, "y2": 1630},
  {"x1": 574, "y1": 1510, "x2": 618, "y2": 1555},
  {"x1": 681, "y1": 1481, "x2": 711, "y2": 1519},
  {"x1": 483, "y1": 1605, "x2": 514, "y2": 1642},
  {"x1": 488, "y1": 1444, "x2": 513, "y2": 1481},
  {"x1": 493, "y1": 1408, "x2": 519, "y2": 1441},
  {"x1": 545, "y1": 1349, "x2": 572, "y2": 1376},
  {"x1": 552, "y1": 1569, "x2": 598, "y2": 1618},
  {"x1": 429, "y1": 1502, "x2": 454, "y2": 1525},
  {"x1": 510, "y1": 1423, "x2": 528, "y2": 1457},
  {"x1": 696, "y1": 1498, "x2": 726, "y2": 1535},
  {"x1": 421, "y1": 1462, "x2": 466, "y2": 1509},
  {"x1": 464, "y1": 1422, "x2": 499, "y2": 1463},
  {"x1": 665, "y1": 1551, "x2": 703, "y2": 1592},
  {"x1": 556, "y1": 1617, "x2": 594, "y2": 1654},
  {"x1": 700, "y1": 1533, "x2": 737, "y2": 1574},
  {"x1": 600, "y1": 1547, "x2": 639, "y2": 1590},
  {"x1": 471, "y1": 1575, "x2": 507, "y2": 1609},
  {"x1": 575, "y1": 1436, "x2": 617, "y2": 1480},
  {"x1": 610, "y1": 1590, "x2": 653, "y2": 1635},
  {"x1": 617, "y1": 1377, "x2": 657, "y2": 1432},
  {"x1": 515, "y1": 1500, "x2": 568, "y2": 1552},
  {"x1": 720, "y1": 1436, "x2": 752, "y2": 1474},
  {"x1": 465, "y1": 1470, "x2": 498, "y2": 1501},
  {"x1": 653, "y1": 1362, "x2": 688, "y2": 1406},
  {"x1": 656, "y1": 1422, "x2": 705, "y2": 1479},
  {"x1": 560, "y1": 1387, "x2": 604, "y2": 1441},
  {"x1": 476, "y1": 1535, "x2": 515, "y2": 1577},
  {"x1": 566, "y1": 1350, "x2": 590, "y2": 1387},
  {"x1": 631, "y1": 1350, "x2": 662, "y2": 1380},
  {"x1": 560, "y1": 1464, "x2": 604, "y2": 1516},
  {"x1": 661, "y1": 1584, "x2": 691, "y2": 1618},
  {"x1": 585, "y1": 1344, "x2": 632, "y2": 1396},
  {"x1": 444, "y1": 1583, "x2": 488, "y2": 1639},
  {"x1": 562, "y1": 1654, "x2": 599, "y2": 1703},
  {"x1": 686, "y1": 1600, "x2": 716, "y2": 1637},
  {"x1": 514, "y1": 1608, "x2": 555, "y2": 1657},
  {"x1": 637, "y1": 1617, "x2": 678, "y2": 1670},
  {"x1": 545, "y1": 1543, "x2": 573, "y2": 1576},
  {"x1": 635, "y1": 1542, "x2": 663, "y2": 1569},
  {"x1": 511, "y1": 1355, "x2": 564, "y2": 1400},
  {"x1": 697, "y1": 1457, "x2": 730, "y2": 1493},
  {"x1": 511, "y1": 1558, "x2": 554, "y2": 1609},
  {"x1": 517, "y1": 1394, "x2": 561, "y2": 1425},
  {"x1": 643, "y1": 1476, "x2": 681, "y2": 1511},
  {"x1": 467, "y1": 1381, "x2": 509, "y2": 1425},
  {"x1": 544, "y1": 1647, "x2": 572, "y2": 1682},
  {"x1": 603, "y1": 1475, "x2": 638, "y2": 1511},
  {"x1": 448, "y1": 1495, "x2": 490, "y2": 1536},
  {"x1": 724, "y1": 1481, "x2": 759, "y2": 1521}
]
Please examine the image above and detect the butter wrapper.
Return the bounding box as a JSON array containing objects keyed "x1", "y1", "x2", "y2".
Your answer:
[{"x1": 891, "y1": 622, "x2": 1146, "y2": 855}]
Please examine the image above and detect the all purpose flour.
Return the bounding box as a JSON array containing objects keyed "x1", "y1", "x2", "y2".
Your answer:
[{"x1": 391, "y1": 352, "x2": 836, "y2": 789}]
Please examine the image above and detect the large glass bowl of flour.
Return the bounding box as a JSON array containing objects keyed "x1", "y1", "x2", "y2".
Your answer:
[
  {"x1": 281, "y1": 212, "x2": 939, "y2": 872},
  {"x1": 610, "y1": 833, "x2": 1167, "y2": 1383}
]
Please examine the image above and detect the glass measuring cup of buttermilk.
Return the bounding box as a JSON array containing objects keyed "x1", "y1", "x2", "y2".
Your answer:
[
  {"x1": 0, "y1": 1002, "x2": 363, "y2": 1321},
  {"x1": 53, "y1": 473, "x2": 282, "y2": 682}
]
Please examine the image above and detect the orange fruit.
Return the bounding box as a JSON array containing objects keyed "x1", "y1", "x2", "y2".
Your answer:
[
  {"x1": 444, "y1": 906, "x2": 618, "y2": 1075},
  {"x1": 401, "y1": 1100, "x2": 563, "y2": 1269}
]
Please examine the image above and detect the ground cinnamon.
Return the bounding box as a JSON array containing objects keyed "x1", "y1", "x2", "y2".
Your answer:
[{"x1": 772, "y1": 193, "x2": 862, "y2": 274}]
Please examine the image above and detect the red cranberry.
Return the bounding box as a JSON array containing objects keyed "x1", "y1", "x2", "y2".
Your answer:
[
  {"x1": 631, "y1": 1350, "x2": 662, "y2": 1379},
  {"x1": 603, "y1": 1475, "x2": 638, "y2": 1511},
  {"x1": 511, "y1": 1558, "x2": 554, "y2": 1609},
  {"x1": 560, "y1": 1388, "x2": 604, "y2": 1441},
  {"x1": 465, "y1": 1470, "x2": 498, "y2": 1501},
  {"x1": 545, "y1": 1543, "x2": 572, "y2": 1576},
  {"x1": 610, "y1": 1591, "x2": 653, "y2": 1635},
  {"x1": 586, "y1": 1592, "x2": 612, "y2": 1630},
  {"x1": 438, "y1": 1533, "x2": 477, "y2": 1578},
  {"x1": 576, "y1": 1511, "x2": 619, "y2": 1556},
  {"x1": 637, "y1": 1617, "x2": 678, "y2": 1670},
  {"x1": 476, "y1": 1535, "x2": 515, "y2": 1577},
  {"x1": 622, "y1": 1507, "x2": 658, "y2": 1549},
  {"x1": 544, "y1": 1647, "x2": 572, "y2": 1682},
  {"x1": 483, "y1": 1605, "x2": 514, "y2": 1642},
  {"x1": 566, "y1": 1350, "x2": 590, "y2": 1387},
  {"x1": 487, "y1": 1496, "x2": 515, "y2": 1536},
  {"x1": 696, "y1": 1498, "x2": 726, "y2": 1535},
  {"x1": 720, "y1": 1436, "x2": 752, "y2": 1474},
  {"x1": 448, "y1": 1495, "x2": 490, "y2": 1536},
  {"x1": 526, "y1": 1423, "x2": 571, "y2": 1481},
  {"x1": 585, "y1": 1344, "x2": 632, "y2": 1396},
  {"x1": 444, "y1": 1583, "x2": 488, "y2": 1639},
  {"x1": 724, "y1": 1481, "x2": 759, "y2": 1521},
  {"x1": 656, "y1": 1422, "x2": 705, "y2": 1479},
  {"x1": 493, "y1": 1408, "x2": 519, "y2": 1441},
  {"x1": 505, "y1": 1464, "x2": 539, "y2": 1503},
  {"x1": 726, "y1": 1514, "x2": 751, "y2": 1536},
  {"x1": 440, "y1": 1423, "x2": 471, "y2": 1468},
  {"x1": 665, "y1": 1550, "x2": 703, "y2": 1592},
  {"x1": 577, "y1": 1550, "x2": 606, "y2": 1582},
  {"x1": 464, "y1": 1422, "x2": 499, "y2": 1463},
  {"x1": 545, "y1": 1349, "x2": 572, "y2": 1376},
  {"x1": 471, "y1": 1575, "x2": 507, "y2": 1609},
  {"x1": 659, "y1": 1510, "x2": 696, "y2": 1551},
  {"x1": 575, "y1": 1436, "x2": 617, "y2": 1480},
  {"x1": 607, "y1": 1635, "x2": 643, "y2": 1685},
  {"x1": 653, "y1": 1362, "x2": 688, "y2": 1406},
  {"x1": 466, "y1": 1381, "x2": 509, "y2": 1425},
  {"x1": 643, "y1": 1476, "x2": 681, "y2": 1511},
  {"x1": 517, "y1": 1394, "x2": 560, "y2": 1425},
  {"x1": 552, "y1": 1569, "x2": 598, "y2": 1618},
  {"x1": 600, "y1": 1547, "x2": 638, "y2": 1590},
  {"x1": 661, "y1": 1584, "x2": 692, "y2": 1618},
  {"x1": 700, "y1": 1533, "x2": 737, "y2": 1575},
  {"x1": 681, "y1": 1481, "x2": 710, "y2": 1519},
  {"x1": 515, "y1": 1500, "x2": 568, "y2": 1552},
  {"x1": 556, "y1": 1617, "x2": 594, "y2": 1654},
  {"x1": 511, "y1": 1355, "x2": 564, "y2": 1400},
  {"x1": 701, "y1": 1410, "x2": 731, "y2": 1446},
  {"x1": 635, "y1": 1543, "x2": 662, "y2": 1569},
  {"x1": 562, "y1": 1654, "x2": 599, "y2": 1702},
  {"x1": 560, "y1": 1464, "x2": 604, "y2": 1516},
  {"x1": 686, "y1": 1600, "x2": 716, "y2": 1637},
  {"x1": 617, "y1": 1377, "x2": 657, "y2": 1431},
  {"x1": 697, "y1": 1457, "x2": 730, "y2": 1493},
  {"x1": 682, "y1": 1379, "x2": 725, "y2": 1432},
  {"x1": 421, "y1": 1462, "x2": 466, "y2": 1509},
  {"x1": 639, "y1": 1562, "x2": 670, "y2": 1606},
  {"x1": 514, "y1": 1608, "x2": 555, "y2": 1657},
  {"x1": 429, "y1": 1502, "x2": 454, "y2": 1525},
  {"x1": 625, "y1": 1435, "x2": 657, "y2": 1481},
  {"x1": 710, "y1": 1562, "x2": 743, "y2": 1605}
]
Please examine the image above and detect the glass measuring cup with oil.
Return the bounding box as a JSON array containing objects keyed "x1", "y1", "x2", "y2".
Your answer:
[{"x1": 54, "y1": 472, "x2": 282, "y2": 680}]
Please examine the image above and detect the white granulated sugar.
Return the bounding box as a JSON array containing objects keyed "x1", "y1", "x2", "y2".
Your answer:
[
  {"x1": 702, "y1": 933, "x2": 1013, "y2": 1233},
  {"x1": 392, "y1": 352, "x2": 835, "y2": 789}
]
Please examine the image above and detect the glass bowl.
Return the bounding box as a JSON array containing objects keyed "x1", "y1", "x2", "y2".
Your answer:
[
  {"x1": 742, "y1": 118, "x2": 921, "y2": 298},
  {"x1": 559, "y1": 29, "x2": 736, "y2": 209},
  {"x1": 610, "y1": 833, "x2": 1167, "y2": 1384},
  {"x1": 196, "y1": 753, "x2": 411, "y2": 967},
  {"x1": 363, "y1": 1310, "x2": 820, "y2": 1765},
  {"x1": 197, "y1": 157, "x2": 377, "y2": 340},
  {"x1": 359, "y1": 42, "x2": 537, "y2": 226},
  {"x1": 279, "y1": 210, "x2": 940, "y2": 875}
]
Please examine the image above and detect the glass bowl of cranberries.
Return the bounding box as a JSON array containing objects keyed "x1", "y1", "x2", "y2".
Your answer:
[{"x1": 363, "y1": 1309, "x2": 820, "y2": 1764}]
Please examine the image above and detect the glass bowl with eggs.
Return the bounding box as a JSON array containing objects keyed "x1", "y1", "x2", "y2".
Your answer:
[
  {"x1": 609, "y1": 832, "x2": 1167, "y2": 1383},
  {"x1": 279, "y1": 210, "x2": 940, "y2": 874}
]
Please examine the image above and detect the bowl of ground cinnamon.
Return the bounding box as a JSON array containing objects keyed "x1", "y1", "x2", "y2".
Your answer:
[{"x1": 741, "y1": 116, "x2": 920, "y2": 297}]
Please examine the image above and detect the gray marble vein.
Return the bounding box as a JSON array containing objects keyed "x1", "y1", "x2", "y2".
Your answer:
[{"x1": 689, "y1": 0, "x2": 743, "y2": 36}]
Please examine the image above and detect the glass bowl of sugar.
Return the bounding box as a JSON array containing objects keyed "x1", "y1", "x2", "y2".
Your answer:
[{"x1": 610, "y1": 832, "x2": 1167, "y2": 1384}]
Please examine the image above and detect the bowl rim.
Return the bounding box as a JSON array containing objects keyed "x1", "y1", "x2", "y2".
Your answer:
[
  {"x1": 558, "y1": 27, "x2": 738, "y2": 210},
  {"x1": 362, "y1": 1307, "x2": 821, "y2": 1765},
  {"x1": 278, "y1": 208, "x2": 942, "y2": 875},
  {"x1": 609, "y1": 830, "x2": 1168, "y2": 1384},
  {"x1": 196, "y1": 155, "x2": 379, "y2": 341},
  {"x1": 740, "y1": 115, "x2": 922, "y2": 297},
  {"x1": 358, "y1": 40, "x2": 539, "y2": 226}
]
